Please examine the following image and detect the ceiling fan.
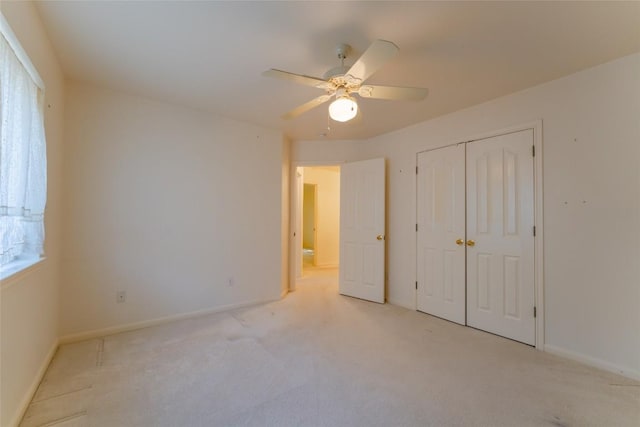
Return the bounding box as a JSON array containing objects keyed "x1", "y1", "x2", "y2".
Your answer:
[{"x1": 262, "y1": 39, "x2": 428, "y2": 123}]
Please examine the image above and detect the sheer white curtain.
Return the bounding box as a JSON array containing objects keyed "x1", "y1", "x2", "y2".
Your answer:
[{"x1": 0, "y1": 32, "x2": 47, "y2": 266}]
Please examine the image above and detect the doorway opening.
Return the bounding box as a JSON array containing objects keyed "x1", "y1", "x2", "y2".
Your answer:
[
  {"x1": 290, "y1": 158, "x2": 387, "y2": 302},
  {"x1": 292, "y1": 165, "x2": 341, "y2": 287}
]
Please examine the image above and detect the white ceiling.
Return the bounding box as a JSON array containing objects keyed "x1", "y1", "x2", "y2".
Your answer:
[{"x1": 35, "y1": 1, "x2": 640, "y2": 141}]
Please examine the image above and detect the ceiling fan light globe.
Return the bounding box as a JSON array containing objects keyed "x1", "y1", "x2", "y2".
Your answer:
[{"x1": 329, "y1": 97, "x2": 358, "y2": 122}]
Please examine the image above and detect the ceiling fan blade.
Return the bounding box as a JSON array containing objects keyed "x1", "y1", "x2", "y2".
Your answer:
[
  {"x1": 262, "y1": 69, "x2": 331, "y2": 89},
  {"x1": 346, "y1": 39, "x2": 399, "y2": 84},
  {"x1": 357, "y1": 85, "x2": 428, "y2": 101},
  {"x1": 282, "y1": 94, "x2": 332, "y2": 120}
]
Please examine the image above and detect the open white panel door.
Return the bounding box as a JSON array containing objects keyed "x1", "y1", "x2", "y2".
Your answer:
[
  {"x1": 417, "y1": 145, "x2": 466, "y2": 324},
  {"x1": 339, "y1": 158, "x2": 386, "y2": 303},
  {"x1": 466, "y1": 130, "x2": 535, "y2": 345}
]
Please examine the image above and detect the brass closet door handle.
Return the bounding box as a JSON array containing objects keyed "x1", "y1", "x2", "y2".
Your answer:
[
  {"x1": 456, "y1": 239, "x2": 464, "y2": 246},
  {"x1": 466, "y1": 240, "x2": 475, "y2": 247},
  {"x1": 377, "y1": 235, "x2": 385, "y2": 241}
]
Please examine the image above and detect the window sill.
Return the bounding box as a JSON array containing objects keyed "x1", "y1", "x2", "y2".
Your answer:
[{"x1": 0, "y1": 256, "x2": 46, "y2": 289}]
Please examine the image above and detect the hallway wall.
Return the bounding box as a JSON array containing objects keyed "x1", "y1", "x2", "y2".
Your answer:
[
  {"x1": 303, "y1": 167, "x2": 340, "y2": 267},
  {"x1": 303, "y1": 184, "x2": 316, "y2": 250}
]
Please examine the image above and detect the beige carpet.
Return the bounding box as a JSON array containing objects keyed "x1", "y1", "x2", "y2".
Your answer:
[{"x1": 20, "y1": 268, "x2": 640, "y2": 426}]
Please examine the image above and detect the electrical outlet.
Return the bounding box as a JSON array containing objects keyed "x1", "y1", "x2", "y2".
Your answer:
[
  {"x1": 116, "y1": 291, "x2": 126, "y2": 303},
  {"x1": 227, "y1": 277, "x2": 235, "y2": 287}
]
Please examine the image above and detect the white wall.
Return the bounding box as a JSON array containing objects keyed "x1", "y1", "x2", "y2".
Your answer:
[
  {"x1": 0, "y1": 2, "x2": 65, "y2": 425},
  {"x1": 60, "y1": 82, "x2": 287, "y2": 338},
  {"x1": 293, "y1": 53, "x2": 640, "y2": 379},
  {"x1": 303, "y1": 167, "x2": 340, "y2": 267}
]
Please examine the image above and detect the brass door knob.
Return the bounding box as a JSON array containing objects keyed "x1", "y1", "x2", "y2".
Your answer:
[
  {"x1": 377, "y1": 235, "x2": 385, "y2": 241},
  {"x1": 466, "y1": 239, "x2": 475, "y2": 247},
  {"x1": 456, "y1": 238, "x2": 464, "y2": 246}
]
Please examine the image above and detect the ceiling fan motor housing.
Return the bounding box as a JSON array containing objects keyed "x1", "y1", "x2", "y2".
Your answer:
[
  {"x1": 323, "y1": 43, "x2": 352, "y2": 80},
  {"x1": 336, "y1": 43, "x2": 351, "y2": 60},
  {"x1": 323, "y1": 65, "x2": 350, "y2": 80}
]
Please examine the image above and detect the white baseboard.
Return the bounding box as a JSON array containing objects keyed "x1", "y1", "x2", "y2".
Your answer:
[
  {"x1": 312, "y1": 263, "x2": 338, "y2": 269},
  {"x1": 9, "y1": 338, "x2": 59, "y2": 427},
  {"x1": 387, "y1": 298, "x2": 413, "y2": 311},
  {"x1": 544, "y1": 344, "x2": 640, "y2": 381},
  {"x1": 386, "y1": 300, "x2": 639, "y2": 381},
  {"x1": 59, "y1": 297, "x2": 279, "y2": 345}
]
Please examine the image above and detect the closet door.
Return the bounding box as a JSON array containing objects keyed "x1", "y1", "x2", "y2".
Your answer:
[
  {"x1": 466, "y1": 130, "x2": 535, "y2": 345},
  {"x1": 417, "y1": 145, "x2": 466, "y2": 324}
]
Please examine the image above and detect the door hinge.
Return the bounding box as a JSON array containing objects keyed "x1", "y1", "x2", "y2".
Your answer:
[
  {"x1": 415, "y1": 281, "x2": 418, "y2": 290},
  {"x1": 533, "y1": 226, "x2": 536, "y2": 236},
  {"x1": 532, "y1": 145, "x2": 536, "y2": 157},
  {"x1": 416, "y1": 223, "x2": 418, "y2": 232},
  {"x1": 534, "y1": 306, "x2": 537, "y2": 318},
  {"x1": 416, "y1": 166, "x2": 418, "y2": 175}
]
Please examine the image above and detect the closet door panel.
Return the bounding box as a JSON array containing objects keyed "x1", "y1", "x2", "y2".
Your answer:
[
  {"x1": 417, "y1": 145, "x2": 466, "y2": 324},
  {"x1": 466, "y1": 130, "x2": 535, "y2": 345}
]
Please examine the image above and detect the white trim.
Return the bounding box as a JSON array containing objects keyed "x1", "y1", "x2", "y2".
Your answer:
[
  {"x1": 59, "y1": 297, "x2": 280, "y2": 345},
  {"x1": 0, "y1": 257, "x2": 47, "y2": 289},
  {"x1": 532, "y1": 121, "x2": 545, "y2": 350},
  {"x1": 9, "y1": 339, "x2": 59, "y2": 427},
  {"x1": 414, "y1": 120, "x2": 545, "y2": 350},
  {"x1": 544, "y1": 344, "x2": 640, "y2": 381},
  {"x1": 388, "y1": 298, "x2": 412, "y2": 310},
  {"x1": 0, "y1": 12, "x2": 45, "y2": 89},
  {"x1": 293, "y1": 160, "x2": 346, "y2": 166},
  {"x1": 414, "y1": 151, "x2": 419, "y2": 312},
  {"x1": 311, "y1": 263, "x2": 339, "y2": 269}
]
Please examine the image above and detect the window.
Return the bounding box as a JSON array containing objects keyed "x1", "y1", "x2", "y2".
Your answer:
[{"x1": 0, "y1": 14, "x2": 47, "y2": 278}]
